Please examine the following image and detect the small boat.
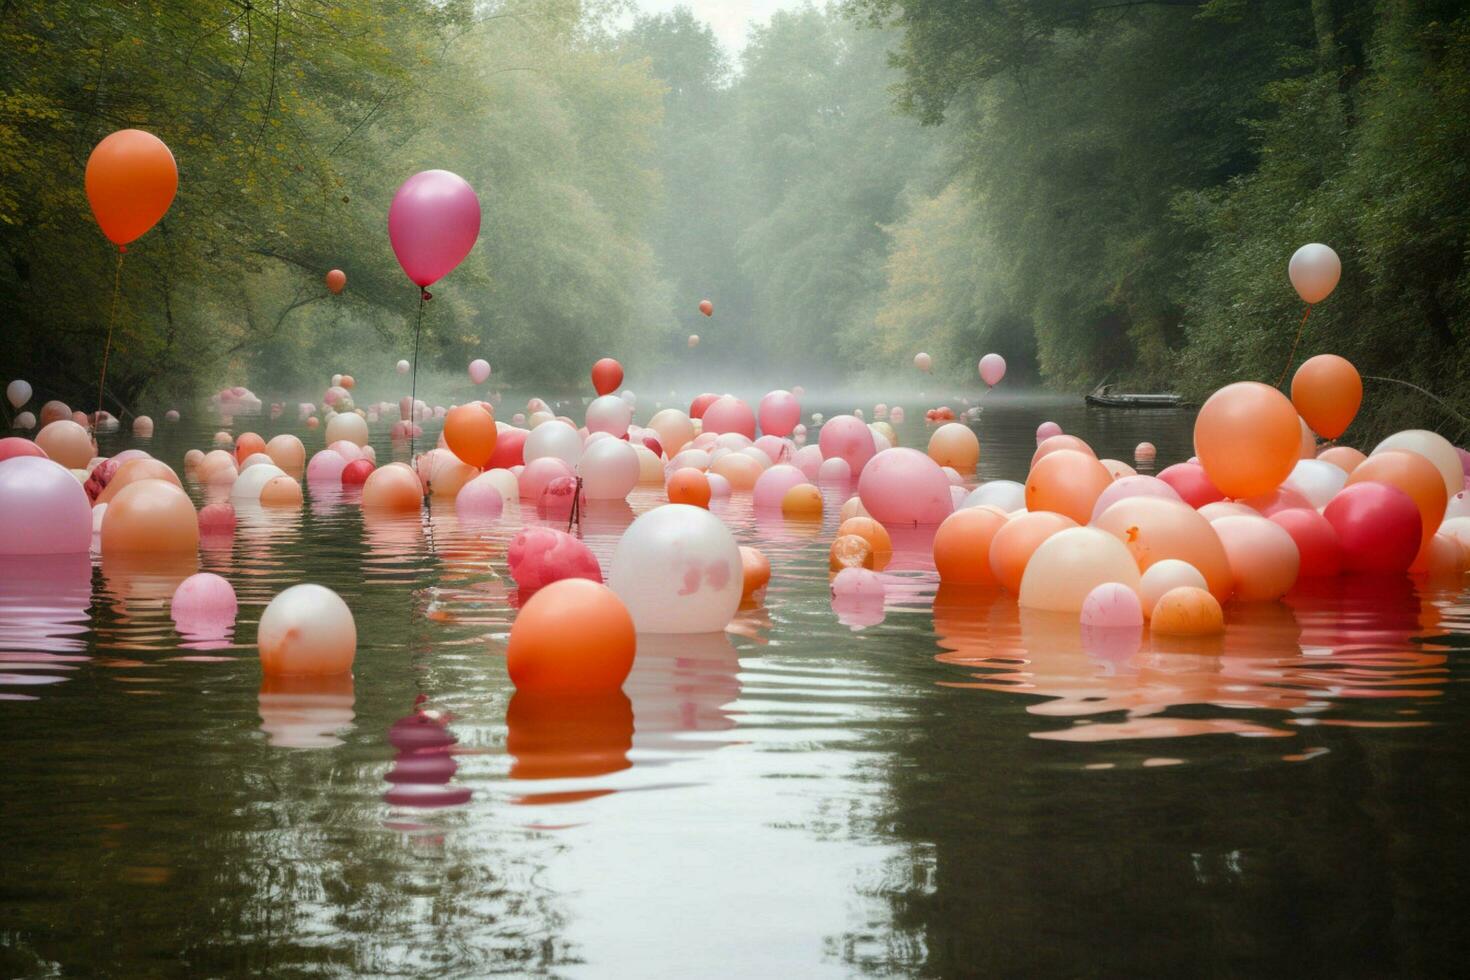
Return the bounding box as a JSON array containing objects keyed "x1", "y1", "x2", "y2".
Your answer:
[{"x1": 1085, "y1": 383, "x2": 1186, "y2": 409}]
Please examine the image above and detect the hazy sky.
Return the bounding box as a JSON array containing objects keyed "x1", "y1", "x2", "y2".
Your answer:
[{"x1": 628, "y1": 1, "x2": 809, "y2": 53}]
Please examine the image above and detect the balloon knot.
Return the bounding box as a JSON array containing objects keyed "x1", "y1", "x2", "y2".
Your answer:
[
  {"x1": 118, "y1": 245, "x2": 127, "y2": 254},
  {"x1": 421, "y1": 290, "x2": 432, "y2": 302}
]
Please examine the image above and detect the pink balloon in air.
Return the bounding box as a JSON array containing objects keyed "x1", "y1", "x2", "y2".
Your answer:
[
  {"x1": 388, "y1": 170, "x2": 482, "y2": 288},
  {"x1": 978, "y1": 353, "x2": 1006, "y2": 387},
  {"x1": 468, "y1": 358, "x2": 491, "y2": 384}
]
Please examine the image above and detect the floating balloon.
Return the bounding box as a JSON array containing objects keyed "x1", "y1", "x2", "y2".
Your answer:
[
  {"x1": 444, "y1": 404, "x2": 497, "y2": 469},
  {"x1": 361, "y1": 462, "x2": 423, "y2": 512},
  {"x1": 388, "y1": 170, "x2": 482, "y2": 287},
  {"x1": 261, "y1": 476, "x2": 304, "y2": 507},
  {"x1": 1282, "y1": 458, "x2": 1349, "y2": 509},
  {"x1": 396, "y1": 359, "x2": 410, "y2": 375},
  {"x1": 1138, "y1": 559, "x2": 1208, "y2": 618},
  {"x1": 781, "y1": 483, "x2": 823, "y2": 518},
  {"x1": 519, "y1": 457, "x2": 575, "y2": 501},
  {"x1": 265, "y1": 434, "x2": 305, "y2": 473},
  {"x1": 752, "y1": 464, "x2": 808, "y2": 510},
  {"x1": 914, "y1": 352, "x2": 932, "y2": 373},
  {"x1": 35, "y1": 420, "x2": 94, "y2": 470},
  {"x1": 325, "y1": 412, "x2": 369, "y2": 448},
  {"x1": 1155, "y1": 462, "x2": 1224, "y2": 509},
  {"x1": 608, "y1": 504, "x2": 742, "y2": 633},
  {"x1": 456, "y1": 473, "x2": 505, "y2": 521},
  {"x1": 962, "y1": 480, "x2": 1026, "y2": 513},
  {"x1": 1018, "y1": 527, "x2": 1141, "y2": 614},
  {"x1": 1268, "y1": 507, "x2": 1343, "y2": 578},
  {"x1": 508, "y1": 528, "x2": 602, "y2": 592},
  {"x1": 990, "y1": 511, "x2": 1077, "y2": 594},
  {"x1": 978, "y1": 353, "x2": 1006, "y2": 387},
  {"x1": 1093, "y1": 496, "x2": 1233, "y2": 602},
  {"x1": 1031, "y1": 434, "x2": 1095, "y2": 469},
  {"x1": 0, "y1": 457, "x2": 92, "y2": 554},
  {"x1": 1193, "y1": 382, "x2": 1301, "y2": 498},
  {"x1": 258, "y1": 584, "x2": 356, "y2": 676},
  {"x1": 468, "y1": 358, "x2": 491, "y2": 384},
  {"x1": 6, "y1": 380, "x2": 30, "y2": 409},
  {"x1": 830, "y1": 534, "x2": 874, "y2": 571},
  {"x1": 698, "y1": 299, "x2": 713, "y2": 317},
  {"x1": 1372, "y1": 429, "x2": 1463, "y2": 498},
  {"x1": 709, "y1": 451, "x2": 762, "y2": 491},
  {"x1": 591, "y1": 358, "x2": 624, "y2": 396},
  {"x1": 688, "y1": 334, "x2": 700, "y2": 348},
  {"x1": 740, "y1": 546, "x2": 770, "y2": 598},
  {"x1": 858, "y1": 448, "x2": 954, "y2": 526},
  {"x1": 85, "y1": 129, "x2": 178, "y2": 246},
  {"x1": 101, "y1": 479, "x2": 198, "y2": 553},
  {"x1": 1347, "y1": 450, "x2": 1445, "y2": 554},
  {"x1": 702, "y1": 396, "x2": 757, "y2": 440},
  {"x1": 171, "y1": 572, "x2": 238, "y2": 626},
  {"x1": 11, "y1": 411, "x2": 35, "y2": 431},
  {"x1": 1025, "y1": 449, "x2": 1111, "y2": 524},
  {"x1": 667, "y1": 467, "x2": 712, "y2": 508},
  {"x1": 928, "y1": 423, "x2": 980, "y2": 473},
  {"x1": 341, "y1": 459, "x2": 374, "y2": 485},
  {"x1": 1150, "y1": 587, "x2": 1224, "y2": 636},
  {"x1": 1288, "y1": 243, "x2": 1341, "y2": 305},
  {"x1": 1323, "y1": 481, "x2": 1421, "y2": 574},
  {"x1": 1211, "y1": 515, "x2": 1300, "y2": 602},
  {"x1": 95, "y1": 458, "x2": 181, "y2": 506},
  {"x1": 1080, "y1": 583, "x2": 1143, "y2": 629},
  {"x1": 523, "y1": 419, "x2": 582, "y2": 468},
  {"x1": 819, "y1": 415, "x2": 877, "y2": 476},
  {"x1": 689, "y1": 393, "x2": 720, "y2": 419},
  {"x1": 326, "y1": 269, "x2": 346, "y2": 294},
  {"x1": 0, "y1": 437, "x2": 46, "y2": 464},
  {"x1": 507, "y1": 579, "x2": 635, "y2": 693},
  {"x1": 933, "y1": 506, "x2": 1007, "y2": 584},
  {"x1": 758, "y1": 390, "x2": 801, "y2": 438},
  {"x1": 306, "y1": 449, "x2": 349, "y2": 484},
  {"x1": 1088, "y1": 475, "x2": 1181, "y2": 523},
  {"x1": 578, "y1": 437, "x2": 639, "y2": 500},
  {"x1": 586, "y1": 394, "x2": 633, "y2": 437},
  {"x1": 1291, "y1": 354, "x2": 1360, "y2": 439}
]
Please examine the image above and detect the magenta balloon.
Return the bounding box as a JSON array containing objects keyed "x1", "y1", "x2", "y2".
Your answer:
[
  {"x1": 857, "y1": 448, "x2": 955, "y2": 526},
  {"x1": 388, "y1": 170, "x2": 482, "y2": 287},
  {"x1": 0, "y1": 456, "x2": 92, "y2": 554},
  {"x1": 1322, "y1": 481, "x2": 1421, "y2": 574},
  {"x1": 979, "y1": 353, "x2": 1007, "y2": 387},
  {"x1": 818, "y1": 415, "x2": 877, "y2": 475},
  {"x1": 758, "y1": 390, "x2": 801, "y2": 437}
]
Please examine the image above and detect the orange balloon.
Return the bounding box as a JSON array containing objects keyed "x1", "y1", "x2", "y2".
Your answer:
[
  {"x1": 839, "y1": 496, "x2": 871, "y2": 522},
  {"x1": 740, "y1": 546, "x2": 771, "y2": 597},
  {"x1": 781, "y1": 483, "x2": 823, "y2": 518},
  {"x1": 443, "y1": 403, "x2": 497, "y2": 468},
  {"x1": 1092, "y1": 496, "x2": 1234, "y2": 602},
  {"x1": 933, "y1": 506, "x2": 1007, "y2": 585},
  {"x1": 339, "y1": 374, "x2": 355, "y2": 390},
  {"x1": 829, "y1": 534, "x2": 875, "y2": 571},
  {"x1": 1031, "y1": 434, "x2": 1095, "y2": 470},
  {"x1": 260, "y1": 475, "x2": 304, "y2": 507},
  {"x1": 1025, "y1": 449, "x2": 1113, "y2": 524},
  {"x1": 1346, "y1": 450, "x2": 1447, "y2": 555},
  {"x1": 326, "y1": 269, "x2": 347, "y2": 294},
  {"x1": 100, "y1": 479, "x2": 198, "y2": 553},
  {"x1": 85, "y1": 129, "x2": 178, "y2": 246},
  {"x1": 1149, "y1": 586, "x2": 1225, "y2": 635},
  {"x1": 1317, "y1": 445, "x2": 1366, "y2": 473},
  {"x1": 1291, "y1": 354, "x2": 1361, "y2": 439},
  {"x1": 506, "y1": 579, "x2": 636, "y2": 693},
  {"x1": 1193, "y1": 381, "x2": 1301, "y2": 498},
  {"x1": 837, "y1": 517, "x2": 892, "y2": 570},
  {"x1": 667, "y1": 467, "x2": 711, "y2": 507},
  {"x1": 235, "y1": 432, "x2": 267, "y2": 466},
  {"x1": 988, "y1": 511, "x2": 1077, "y2": 594},
  {"x1": 96, "y1": 458, "x2": 181, "y2": 505},
  {"x1": 360, "y1": 462, "x2": 424, "y2": 512},
  {"x1": 698, "y1": 299, "x2": 714, "y2": 317}
]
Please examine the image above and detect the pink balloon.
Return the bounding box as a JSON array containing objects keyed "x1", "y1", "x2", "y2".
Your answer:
[
  {"x1": 468, "y1": 358, "x2": 491, "y2": 384},
  {"x1": 306, "y1": 449, "x2": 349, "y2": 484},
  {"x1": 1036, "y1": 421, "x2": 1062, "y2": 443},
  {"x1": 792, "y1": 444, "x2": 823, "y2": 480},
  {"x1": 831, "y1": 567, "x2": 886, "y2": 598},
  {"x1": 0, "y1": 437, "x2": 47, "y2": 463},
  {"x1": 199, "y1": 502, "x2": 237, "y2": 536},
  {"x1": 753, "y1": 435, "x2": 791, "y2": 465},
  {"x1": 701, "y1": 396, "x2": 757, "y2": 439},
  {"x1": 817, "y1": 456, "x2": 852, "y2": 484},
  {"x1": 753, "y1": 464, "x2": 809, "y2": 509},
  {"x1": 1088, "y1": 475, "x2": 1182, "y2": 523},
  {"x1": 857, "y1": 448, "x2": 955, "y2": 526},
  {"x1": 171, "y1": 572, "x2": 238, "y2": 630},
  {"x1": 518, "y1": 457, "x2": 574, "y2": 500},
  {"x1": 1080, "y1": 582, "x2": 1143, "y2": 628},
  {"x1": 456, "y1": 473, "x2": 505, "y2": 520},
  {"x1": 507, "y1": 527, "x2": 601, "y2": 592},
  {"x1": 979, "y1": 353, "x2": 1006, "y2": 387},
  {"x1": 818, "y1": 415, "x2": 877, "y2": 475},
  {"x1": 758, "y1": 390, "x2": 801, "y2": 437},
  {"x1": 706, "y1": 472, "x2": 732, "y2": 498},
  {"x1": 388, "y1": 170, "x2": 482, "y2": 288},
  {"x1": 0, "y1": 456, "x2": 92, "y2": 554}
]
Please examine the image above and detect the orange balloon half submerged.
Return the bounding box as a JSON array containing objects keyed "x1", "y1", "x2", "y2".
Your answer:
[{"x1": 85, "y1": 129, "x2": 178, "y2": 247}]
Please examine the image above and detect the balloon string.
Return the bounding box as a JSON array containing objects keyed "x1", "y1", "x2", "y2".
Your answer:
[
  {"x1": 1275, "y1": 304, "x2": 1312, "y2": 388},
  {"x1": 1362, "y1": 375, "x2": 1470, "y2": 428},
  {"x1": 95, "y1": 249, "x2": 125, "y2": 429},
  {"x1": 409, "y1": 289, "x2": 426, "y2": 466}
]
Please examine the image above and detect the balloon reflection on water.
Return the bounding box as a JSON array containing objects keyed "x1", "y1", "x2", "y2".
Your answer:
[
  {"x1": 258, "y1": 673, "x2": 356, "y2": 749},
  {"x1": 383, "y1": 695, "x2": 472, "y2": 808}
]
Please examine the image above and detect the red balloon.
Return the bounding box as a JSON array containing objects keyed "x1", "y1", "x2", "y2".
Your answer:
[
  {"x1": 1322, "y1": 481, "x2": 1421, "y2": 574},
  {"x1": 0, "y1": 437, "x2": 47, "y2": 464},
  {"x1": 488, "y1": 427, "x2": 527, "y2": 469},
  {"x1": 325, "y1": 269, "x2": 346, "y2": 294},
  {"x1": 591, "y1": 358, "x2": 623, "y2": 396},
  {"x1": 641, "y1": 434, "x2": 663, "y2": 457},
  {"x1": 341, "y1": 459, "x2": 374, "y2": 485},
  {"x1": 689, "y1": 392, "x2": 720, "y2": 420},
  {"x1": 1157, "y1": 462, "x2": 1225, "y2": 509},
  {"x1": 1269, "y1": 508, "x2": 1343, "y2": 577},
  {"x1": 698, "y1": 299, "x2": 713, "y2": 317}
]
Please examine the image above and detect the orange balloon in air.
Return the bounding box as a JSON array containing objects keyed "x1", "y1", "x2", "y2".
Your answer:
[
  {"x1": 1291, "y1": 354, "x2": 1361, "y2": 439},
  {"x1": 325, "y1": 269, "x2": 347, "y2": 294},
  {"x1": 933, "y1": 506, "x2": 1007, "y2": 585},
  {"x1": 1346, "y1": 450, "x2": 1447, "y2": 554},
  {"x1": 698, "y1": 299, "x2": 713, "y2": 317},
  {"x1": 443, "y1": 403, "x2": 497, "y2": 468},
  {"x1": 667, "y1": 467, "x2": 711, "y2": 507},
  {"x1": 506, "y1": 579, "x2": 636, "y2": 694},
  {"x1": 85, "y1": 129, "x2": 178, "y2": 246},
  {"x1": 1193, "y1": 381, "x2": 1301, "y2": 498},
  {"x1": 989, "y1": 511, "x2": 1077, "y2": 594}
]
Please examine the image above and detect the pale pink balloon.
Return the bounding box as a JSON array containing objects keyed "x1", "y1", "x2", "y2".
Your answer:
[
  {"x1": 857, "y1": 448, "x2": 955, "y2": 526},
  {"x1": 753, "y1": 435, "x2": 791, "y2": 465},
  {"x1": 978, "y1": 353, "x2": 1006, "y2": 387},
  {"x1": 306, "y1": 449, "x2": 349, "y2": 484},
  {"x1": 753, "y1": 464, "x2": 809, "y2": 509},
  {"x1": 831, "y1": 566, "x2": 886, "y2": 598},
  {"x1": 518, "y1": 457, "x2": 575, "y2": 500},
  {"x1": 1036, "y1": 421, "x2": 1062, "y2": 443},
  {"x1": 507, "y1": 527, "x2": 601, "y2": 592},
  {"x1": 758, "y1": 390, "x2": 801, "y2": 437},
  {"x1": 0, "y1": 456, "x2": 93, "y2": 554},
  {"x1": 388, "y1": 170, "x2": 482, "y2": 288},
  {"x1": 329, "y1": 440, "x2": 365, "y2": 462},
  {"x1": 1088, "y1": 475, "x2": 1182, "y2": 523},
  {"x1": 171, "y1": 572, "x2": 238, "y2": 630},
  {"x1": 198, "y1": 502, "x2": 237, "y2": 536},
  {"x1": 1212, "y1": 514, "x2": 1301, "y2": 602},
  {"x1": 817, "y1": 456, "x2": 852, "y2": 484},
  {"x1": 793, "y1": 444, "x2": 823, "y2": 480},
  {"x1": 702, "y1": 396, "x2": 757, "y2": 439},
  {"x1": 455, "y1": 473, "x2": 505, "y2": 520},
  {"x1": 468, "y1": 358, "x2": 491, "y2": 384},
  {"x1": 818, "y1": 415, "x2": 877, "y2": 475},
  {"x1": 1080, "y1": 582, "x2": 1143, "y2": 628},
  {"x1": 706, "y1": 472, "x2": 732, "y2": 498}
]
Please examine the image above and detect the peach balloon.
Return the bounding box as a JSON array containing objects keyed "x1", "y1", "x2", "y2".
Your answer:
[
  {"x1": 1150, "y1": 587, "x2": 1225, "y2": 635},
  {"x1": 1138, "y1": 559, "x2": 1208, "y2": 618},
  {"x1": 839, "y1": 496, "x2": 871, "y2": 523},
  {"x1": 753, "y1": 464, "x2": 809, "y2": 510},
  {"x1": 667, "y1": 467, "x2": 712, "y2": 508},
  {"x1": 96, "y1": 457, "x2": 181, "y2": 505},
  {"x1": 1291, "y1": 353, "x2": 1361, "y2": 439},
  {"x1": 100, "y1": 479, "x2": 199, "y2": 553},
  {"x1": 928, "y1": 423, "x2": 980, "y2": 473},
  {"x1": 857, "y1": 448, "x2": 954, "y2": 526},
  {"x1": 260, "y1": 476, "x2": 304, "y2": 507},
  {"x1": 1211, "y1": 515, "x2": 1300, "y2": 602},
  {"x1": 258, "y1": 584, "x2": 356, "y2": 676},
  {"x1": 325, "y1": 412, "x2": 369, "y2": 448},
  {"x1": 1092, "y1": 496, "x2": 1233, "y2": 602},
  {"x1": 648, "y1": 409, "x2": 696, "y2": 455},
  {"x1": 837, "y1": 516, "x2": 892, "y2": 569},
  {"x1": 782, "y1": 483, "x2": 823, "y2": 518},
  {"x1": 265, "y1": 434, "x2": 306, "y2": 473},
  {"x1": 1030, "y1": 434, "x2": 1094, "y2": 470},
  {"x1": 1087, "y1": 475, "x2": 1181, "y2": 523},
  {"x1": 1372, "y1": 429, "x2": 1463, "y2": 498},
  {"x1": 741, "y1": 546, "x2": 771, "y2": 598},
  {"x1": 1193, "y1": 382, "x2": 1301, "y2": 498},
  {"x1": 417, "y1": 450, "x2": 478, "y2": 498},
  {"x1": 361, "y1": 462, "x2": 424, "y2": 512},
  {"x1": 1317, "y1": 445, "x2": 1366, "y2": 473},
  {"x1": 35, "y1": 420, "x2": 95, "y2": 469},
  {"x1": 1025, "y1": 449, "x2": 1112, "y2": 524},
  {"x1": 1100, "y1": 459, "x2": 1136, "y2": 480},
  {"x1": 818, "y1": 415, "x2": 877, "y2": 475},
  {"x1": 1018, "y1": 527, "x2": 1141, "y2": 614},
  {"x1": 933, "y1": 506, "x2": 1006, "y2": 585},
  {"x1": 1346, "y1": 449, "x2": 1446, "y2": 553},
  {"x1": 829, "y1": 534, "x2": 875, "y2": 571},
  {"x1": 710, "y1": 451, "x2": 762, "y2": 491},
  {"x1": 40, "y1": 400, "x2": 72, "y2": 427},
  {"x1": 989, "y1": 511, "x2": 1078, "y2": 594},
  {"x1": 234, "y1": 432, "x2": 267, "y2": 464}
]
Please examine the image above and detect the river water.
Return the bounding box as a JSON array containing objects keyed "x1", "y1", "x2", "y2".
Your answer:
[{"x1": 3, "y1": 393, "x2": 1467, "y2": 977}]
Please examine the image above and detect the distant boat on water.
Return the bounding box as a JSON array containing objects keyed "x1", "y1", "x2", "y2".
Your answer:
[{"x1": 1085, "y1": 382, "x2": 1187, "y2": 409}]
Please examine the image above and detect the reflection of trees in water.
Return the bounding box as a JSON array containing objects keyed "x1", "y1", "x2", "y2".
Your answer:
[{"x1": 851, "y1": 577, "x2": 1470, "y2": 976}]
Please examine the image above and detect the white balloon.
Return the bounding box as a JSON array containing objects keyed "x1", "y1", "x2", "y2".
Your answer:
[
  {"x1": 523, "y1": 419, "x2": 583, "y2": 466},
  {"x1": 1139, "y1": 559, "x2": 1208, "y2": 618},
  {"x1": 963, "y1": 480, "x2": 1026, "y2": 513},
  {"x1": 1288, "y1": 243, "x2": 1341, "y2": 305},
  {"x1": 1446, "y1": 490, "x2": 1470, "y2": 522},
  {"x1": 325, "y1": 412, "x2": 369, "y2": 447},
  {"x1": 578, "y1": 436, "x2": 640, "y2": 500},
  {"x1": 396, "y1": 359, "x2": 411, "y2": 375},
  {"x1": 1282, "y1": 458, "x2": 1348, "y2": 509},
  {"x1": 6, "y1": 379, "x2": 31, "y2": 409},
  {"x1": 12, "y1": 411, "x2": 36, "y2": 430},
  {"x1": 586, "y1": 394, "x2": 633, "y2": 437},
  {"x1": 608, "y1": 504, "x2": 743, "y2": 633},
  {"x1": 231, "y1": 463, "x2": 287, "y2": 500}
]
